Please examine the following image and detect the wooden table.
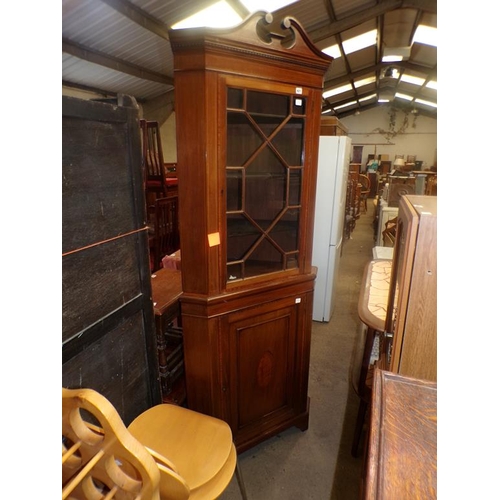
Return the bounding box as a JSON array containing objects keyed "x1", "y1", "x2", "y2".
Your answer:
[
  {"x1": 358, "y1": 259, "x2": 392, "y2": 334},
  {"x1": 356, "y1": 258, "x2": 392, "y2": 383},
  {"x1": 363, "y1": 369, "x2": 437, "y2": 499},
  {"x1": 352, "y1": 259, "x2": 393, "y2": 456},
  {"x1": 150, "y1": 267, "x2": 184, "y2": 403}
]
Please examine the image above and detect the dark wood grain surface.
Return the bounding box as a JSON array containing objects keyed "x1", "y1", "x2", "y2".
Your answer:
[{"x1": 364, "y1": 369, "x2": 437, "y2": 499}]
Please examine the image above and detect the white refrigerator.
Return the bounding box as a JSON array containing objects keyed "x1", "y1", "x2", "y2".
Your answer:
[{"x1": 312, "y1": 135, "x2": 351, "y2": 322}]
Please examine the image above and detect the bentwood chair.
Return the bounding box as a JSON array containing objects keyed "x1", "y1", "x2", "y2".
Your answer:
[{"x1": 62, "y1": 387, "x2": 248, "y2": 500}]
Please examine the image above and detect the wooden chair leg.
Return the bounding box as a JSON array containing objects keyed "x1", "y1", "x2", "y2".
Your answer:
[
  {"x1": 351, "y1": 326, "x2": 376, "y2": 458},
  {"x1": 351, "y1": 398, "x2": 368, "y2": 458},
  {"x1": 235, "y1": 459, "x2": 249, "y2": 500}
]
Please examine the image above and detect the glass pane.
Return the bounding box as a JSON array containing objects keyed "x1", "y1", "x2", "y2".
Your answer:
[
  {"x1": 227, "y1": 214, "x2": 261, "y2": 262},
  {"x1": 247, "y1": 90, "x2": 288, "y2": 117},
  {"x1": 227, "y1": 169, "x2": 242, "y2": 211},
  {"x1": 246, "y1": 146, "x2": 286, "y2": 228},
  {"x1": 269, "y1": 209, "x2": 299, "y2": 252},
  {"x1": 286, "y1": 254, "x2": 298, "y2": 269},
  {"x1": 227, "y1": 112, "x2": 263, "y2": 166},
  {"x1": 228, "y1": 88, "x2": 243, "y2": 109},
  {"x1": 246, "y1": 238, "x2": 283, "y2": 278},
  {"x1": 272, "y1": 117, "x2": 304, "y2": 166},
  {"x1": 227, "y1": 262, "x2": 242, "y2": 282},
  {"x1": 289, "y1": 169, "x2": 302, "y2": 206},
  {"x1": 251, "y1": 114, "x2": 283, "y2": 138}
]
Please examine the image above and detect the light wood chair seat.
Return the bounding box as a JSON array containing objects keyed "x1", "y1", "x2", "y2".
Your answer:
[
  {"x1": 128, "y1": 404, "x2": 237, "y2": 499},
  {"x1": 62, "y1": 388, "x2": 247, "y2": 500}
]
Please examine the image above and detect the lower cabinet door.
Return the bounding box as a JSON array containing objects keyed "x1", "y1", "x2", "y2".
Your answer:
[{"x1": 223, "y1": 295, "x2": 311, "y2": 450}]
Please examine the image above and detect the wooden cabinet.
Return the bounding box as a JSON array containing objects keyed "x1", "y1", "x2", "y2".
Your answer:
[
  {"x1": 381, "y1": 195, "x2": 437, "y2": 381},
  {"x1": 320, "y1": 116, "x2": 348, "y2": 136},
  {"x1": 169, "y1": 13, "x2": 331, "y2": 451},
  {"x1": 62, "y1": 95, "x2": 161, "y2": 424}
]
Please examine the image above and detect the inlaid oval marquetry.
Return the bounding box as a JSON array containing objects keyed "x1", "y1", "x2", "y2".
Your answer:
[{"x1": 257, "y1": 351, "x2": 274, "y2": 387}]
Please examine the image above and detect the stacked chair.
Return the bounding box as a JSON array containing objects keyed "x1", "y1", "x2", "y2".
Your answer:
[{"x1": 62, "y1": 387, "x2": 248, "y2": 499}]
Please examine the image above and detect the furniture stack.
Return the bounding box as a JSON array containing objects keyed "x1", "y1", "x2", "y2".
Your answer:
[{"x1": 352, "y1": 195, "x2": 437, "y2": 462}]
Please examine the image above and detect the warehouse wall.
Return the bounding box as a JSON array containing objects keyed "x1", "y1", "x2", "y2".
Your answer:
[{"x1": 340, "y1": 104, "x2": 437, "y2": 169}]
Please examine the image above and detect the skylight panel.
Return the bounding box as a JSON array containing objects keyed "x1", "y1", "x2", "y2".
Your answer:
[
  {"x1": 334, "y1": 100, "x2": 357, "y2": 111},
  {"x1": 171, "y1": 1, "x2": 242, "y2": 29},
  {"x1": 415, "y1": 98, "x2": 437, "y2": 108},
  {"x1": 382, "y1": 54, "x2": 403, "y2": 62},
  {"x1": 359, "y1": 94, "x2": 377, "y2": 102},
  {"x1": 400, "y1": 74, "x2": 425, "y2": 86},
  {"x1": 323, "y1": 83, "x2": 353, "y2": 99},
  {"x1": 395, "y1": 93, "x2": 413, "y2": 101},
  {"x1": 322, "y1": 29, "x2": 377, "y2": 59},
  {"x1": 382, "y1": 46, "x2": 411, "y2": 62},
  {"x1": 412, "y1": 25, "x2": 437, "y2": 47},
  {"x1": 354, "y1": 76, "x2": 376, "y2": 88},
  {"x1": 322, "y1": 44, "x2": 341, "y2": 59},
  {"x1": 426, "y1": 80, "x2": 438, "y2": 90},
  {"x1": 240, "y1": 0, "x2": 298, "y2": 12},
  {"x1": 342, "y1": 29, "x2": 377, "y2": 55}
]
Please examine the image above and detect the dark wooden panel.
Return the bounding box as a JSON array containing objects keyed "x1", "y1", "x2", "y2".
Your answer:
[
  {"x1": 62, "y1": 312, "x2": 152, "y2": 426},
  {"x1": 62, "y1": 96, "x2": 145, "y2": 254},
  {"x1": 364, "y1": 370, "x2": 437, "y2": 499},
  {"x1": 62, "y1": 234, "x2": 142, "y2": 343},
  {"x1": 62, "y1": 95, "x2": 161, "y2": 419}
]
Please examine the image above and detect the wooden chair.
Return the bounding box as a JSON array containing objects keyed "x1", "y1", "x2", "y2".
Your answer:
[
  {"x1": 358, "y1": 174, "x2": 371, "y2": 214},
  {"x1": 62, "y1": 387, "x2": 160, "y2": 499},
  {"x1": 63, "y1": 387, "x2": 248, "y2": 500},
  {"x1": 149, "y1": 195, "x2": 180, "y2": 272},
  {"x1": 382, "y1": 216, "x2": 398, "y2": 247},
  {"x1": 140, "y1": 120, "x2": 178, "y2": 217}
]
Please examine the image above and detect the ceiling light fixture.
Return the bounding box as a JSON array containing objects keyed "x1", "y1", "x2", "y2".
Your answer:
[{"x1": 383, "y1": 67, "x2": 400, "y2": 79}]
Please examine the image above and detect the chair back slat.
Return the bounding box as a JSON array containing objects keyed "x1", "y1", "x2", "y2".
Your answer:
[
  {"x1": 62, "y1": 388, "x2": 161, "y2": 500},
  {"x1": 151, "y1": 195, "x2": 180, "y2": 271}
]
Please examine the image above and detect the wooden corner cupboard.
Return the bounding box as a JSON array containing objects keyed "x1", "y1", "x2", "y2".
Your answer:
[{"x1": 169, "y1": 12, "x2": 331, "y2": 452}]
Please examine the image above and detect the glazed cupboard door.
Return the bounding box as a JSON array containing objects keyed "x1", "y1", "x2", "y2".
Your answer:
[{"x1": 223, "y1": 79, "x2": 312, "y2": 286}]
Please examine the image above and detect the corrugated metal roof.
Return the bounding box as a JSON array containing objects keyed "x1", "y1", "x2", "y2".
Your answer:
[{"x1": 62, "y1": 0, "x2": 437, "y2": 117}]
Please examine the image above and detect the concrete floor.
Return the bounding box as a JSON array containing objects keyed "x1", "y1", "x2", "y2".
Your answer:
[{"x1": 220, "y1": 206, "x2": 376, "y2": 500}]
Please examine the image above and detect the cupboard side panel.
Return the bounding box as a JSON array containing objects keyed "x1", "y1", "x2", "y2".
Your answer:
[
  {"x1": 175, "y1": 71, "x2": 221, "y2": 296},
  {"x1": 399, "y1": 216, "x2": 437, "y2": 381}
]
